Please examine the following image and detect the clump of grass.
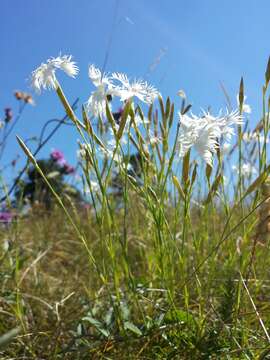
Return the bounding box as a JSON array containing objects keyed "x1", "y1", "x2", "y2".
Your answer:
[{"x1": 1, "y1": 56, "x2": 270, "y2": 359}]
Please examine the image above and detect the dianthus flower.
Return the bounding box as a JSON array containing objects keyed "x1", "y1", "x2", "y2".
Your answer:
[{"x1": 31, "y1": 55, "x2": 78, "y2": 93}]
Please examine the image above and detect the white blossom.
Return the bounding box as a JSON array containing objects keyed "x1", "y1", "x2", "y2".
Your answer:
[
  {"x1": 31, "y1": 55, "x2": 78, "y2": 93},
  {"x1": 177, "y1": 112, "x2": 220, "y2": 166},
  {"x1": 242, "y1": 131, "x2": 269, "y2": 145},
  {"x1": 112, "y1": 72, "x2": 159, "y2": 104},
  {"x1": 148, "y1": 130, "x2": 161, "y2": 146},
  {"x1": 89, "y1": 181, "x2": 99, "y2": 193},
  {"x1": 222, "y1": 142, "x2": 231, "y2": 153},
  {"x1": 177, "y1": 110, "x2": 242, "y2": 166},
  {"x1": 232, "y1": 162, "x2": 257, "y2": 177},
  {"x1": 204, "y1": 109, "x2": 243, "y2": 141},
  {"x1": 86, "y1": 65, "x2": 115, "y2": 117}
]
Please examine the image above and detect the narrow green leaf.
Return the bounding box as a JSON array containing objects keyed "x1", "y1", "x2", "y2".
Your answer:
[
  {"x1": 147, "y1": 186, "x2": 158, "y2": 202},
  {"x1": 117, "y1": 101, "x2": 131, "y2": 140},
  {"x1": 158, "y1": 96, "x2": 165, "y2": 121},
  {"x1": 244, "y1": 165, "x2": 270, "y2": 197},
  {"x1": 106, "y1": 101, "x2": 117, "y2": 136},
  {"x1": 82, "y1": 106, "x2": 106, "y2": 150},
  {"x1": 204, "y1": 174, "x2": 222, "y2": 204},
  {"x1": 172, "y1": 175, "x2": 185, "y2": 200},
  {"x1": 165, "y1": 97, "x2": 171, "y2": 119},
  {"x1": 56, "y1": 85, "x2": 86, "y2": 130},
  {"x1": 265, "y1": 56, "x2": 270, "y2": 87},
  {"x1": 16, "y1": 136, "x2": 35, "y2": 164},
  {"x1": 206, "y1": 164, "x2": 212, "y2": 181},
  {"x1": 238, "y1": 77, "x2": 244, "y2": 112},
  {"x1": 182, "y1": 150, "x2": 190, "y2": 187},
  {"x1": 124, "y1": 321, "x2": 142, "y2": 336},
  {"x1": 191, "y1": 163, "x2": 197, "y2": 187},
  {"x1": 182, "y1": 104, "x2": 192, "y2": 115},
  {"x1": 147, "y1": 103, "x2": 153, "y2": 126},
  {"x1": 82, "y1": 105, "x2": 91, "y2": 134},
  {"x1": 169, "y1": 103, "x2": 174, "y2": 129}
]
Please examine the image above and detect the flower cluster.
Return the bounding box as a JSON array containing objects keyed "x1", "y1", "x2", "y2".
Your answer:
[
  {"x1": 30, "y1": 55, "x2": 159, "y2": 116},
  {"x1": 31, "y1": 55, "x2": 245, "y2": 168},
  {"x1": 86, "y1": 65, "x2": 160, "y2": 117},
  {"x1": 177, "y1": 110, "x2": 243, "y2": 166},
  {"x1": 50, "y1": 149, "x2": 75, "y2": 174}
]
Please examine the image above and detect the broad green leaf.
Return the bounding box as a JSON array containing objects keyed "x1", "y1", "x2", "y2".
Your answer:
[
  {"x1": 0, "y1": 327, "x2": 21, "y2": 349},
  {"x1": 82, "y1": 316, "x2": 109, "y2": 338}
]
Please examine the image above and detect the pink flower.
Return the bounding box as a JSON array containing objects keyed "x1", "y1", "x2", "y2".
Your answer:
[
  {"x1": 50, "y1": 149, "x2": 65, "y2": 165},
  {"x1": 63, "y1": 163, "x2": 75, "y2": 175}
]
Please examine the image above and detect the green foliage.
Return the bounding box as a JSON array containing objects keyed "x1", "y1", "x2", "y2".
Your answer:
[
  {"x1": 14, "y1": 158, "x2": 82, "y2": 209},
  {"x1": 3, "y1": 58, "x2": 270, "y2": 359}
]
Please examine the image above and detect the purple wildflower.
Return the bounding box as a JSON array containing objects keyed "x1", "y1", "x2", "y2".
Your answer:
[
  {"x1": 63, "y1": 163, "x2": 75, "y2": 175},
  {"x1": 0, "y1": 211, "x2": 13, "y2": 224},
  {"x1": 50, "y1": 149, "x2": 66, "y2": 165},
  {"x1": 4, "y1": 108, "x2": 13, "y2": 123}
]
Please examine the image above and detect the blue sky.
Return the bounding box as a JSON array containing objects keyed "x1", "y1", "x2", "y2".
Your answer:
[{"x1": 0, "y1": 0, "x2": 269, "y2": 186}]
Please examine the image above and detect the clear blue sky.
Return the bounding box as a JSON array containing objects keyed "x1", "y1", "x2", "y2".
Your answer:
[{"x1": 0, "y1": 0, "x2": 269, "y2": 184}]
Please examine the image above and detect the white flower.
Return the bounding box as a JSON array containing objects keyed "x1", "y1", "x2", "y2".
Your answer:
[
  {"x1": 84, "y1": 180, "x2": 99, "y2": 194},
  {"x1": 237, "y1": 94, "x2": 251, "y2": 114},
  {"x1": 112, "y1": 72, "x2": 159, "y2": 104},
  {"x1": 223, "y1": 175, "x2": 229, "y2": 186},
  {"x1": 177, "y1": 109, "x2": 242, "y2": 166},
  {"x1": 204, "y1": 109, "x2": 243, "y2": 141},
  {"x1": 242, "y1": 131, "x2": 269, "y2": 145},
  {"x1": 232, "y1": 163, "x2": 257, "y2": 177},
  {"x1": 101, "y1": 147, "x2": 122, "y2": 163},
  {"x1": 86, "y1": 65, "x2": 114, "y2": 117},
  {"x1": 242, "y1": 132, "x2": 252, "y2": 142},
  {"x1": 177, "y1": 112, "x2": 220, "y2": 166},
  {"x1": 130, "y1": 113, "x2": 149, "y2": 127},
  {"x1": 77, "y1": 149, "x2": 86, "y2": 159},
  {"x1": 177, "y1": 89, "x2": 186, "y2": 99},
  {"x1": 89, "y1": 181, "x2": 99, "y2": 193},
  {"x1": 54, "y1": 55, "x2": 79, "y2": 77},
  {"x1": 148, "y1": 130, "x2": 161, "y2": 146},
  {"x1": 222, "y1": 142, "x2": 231, "y2": 153},
  {"x1": 31, "y1": 55, "x2": 78, "y2": 93}
]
